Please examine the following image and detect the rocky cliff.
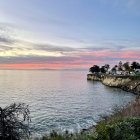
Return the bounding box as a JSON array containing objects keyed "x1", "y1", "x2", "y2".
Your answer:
[{"x1": 87, "y1": 74, "x2": 140, "y2": 95}]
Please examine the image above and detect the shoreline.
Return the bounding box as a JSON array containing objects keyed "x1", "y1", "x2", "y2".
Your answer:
[
  {"x1": 35, "y1": 74, "x2": 140, "y2": 139},
  {"x1": 86, "y1": 97, "x2": 140, "y2": 132},
  {"x1": 85, "y1": 74, "x2": 140, "y2": 134},
  {"x1": 87, "y1": 74, "x2": 140, "y2": 95}
]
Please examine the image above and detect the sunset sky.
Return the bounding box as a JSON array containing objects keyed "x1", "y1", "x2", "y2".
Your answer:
[{"x1": 0, "y1": 0, "x2": 140, "y2": 70}]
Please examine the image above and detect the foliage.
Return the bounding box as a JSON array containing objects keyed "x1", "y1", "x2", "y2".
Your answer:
[
  {"x1": 100, "y1": 66, "x2": 106, "y2": 73},
  {"x1": 95, "y1": 118, "x2": 140, "y2": 140},
  {"x1": 89, "y1": 61, "x2": 140, "y2": 75},
  {"x1": 111, "y1": 65, "x2": 117, "y2": 72},
  {"x1": 0, "y1": 103, "x2": 30, "y2": 140},
  {"x1": 89, "y1": 65, "x2": 100, "y2": 73},
  {"x1": 123, "y1": 62, "x2": 130, "y2": 71},
  {"x1": 100, "y1": 64, "x2": 110, "y2": 74},
  {"x1": 40, "y1": 130, "x2": 95, "y2": 140},
  {"x1": 131, "y1": 62, "x2": 140, "y2": 70},
  {"x1": 38, "y1": 118, "x2": 140, "y2": 140}
]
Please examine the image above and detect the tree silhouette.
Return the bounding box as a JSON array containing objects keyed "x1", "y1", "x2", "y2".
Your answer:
[
  {"x1": 89, "y1": 65, "x2": 100, "y2": 73},
  {"x1": 100, "y1": 66, "x2": 106, "y2": 73},
  {"x1": 131, "y1": 62, "x2": 140, "y2": 70},
  {"x1": 0, "y1": 103, "x2": 30, "y2": 140},
  {"x1": 100, "y1": 64, "x2": 110, "y2": 74},
  {"x1": 123, "y1": 62, "x2": 130, "y2": 71}
]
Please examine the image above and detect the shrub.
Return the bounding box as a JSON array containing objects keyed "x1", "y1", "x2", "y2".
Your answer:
[
  {"x1": 0, "y1": 103, "x2": 30, "y2": 140},
  {"x1": 95, "y1": 118, "x2": 140, "y2": 140}
]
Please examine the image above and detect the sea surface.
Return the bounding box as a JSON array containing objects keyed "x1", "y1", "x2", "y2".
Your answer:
[{"x1": 0, "y1": 70, "x2": 136, "y2": 136}]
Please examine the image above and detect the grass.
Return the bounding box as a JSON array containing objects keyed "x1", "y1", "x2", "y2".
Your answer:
[
  {"x1": 33, "y1": 130, "x2": 95, "y2": 140},
  {"x1": 95, "y1": 118, "x2": 140, "y2": 140},
  {"x1": 34, "y1": 118, "x2": 140, "y2": 140},
  {"x1": 101, "y1": 97, "x2": 140, "y2": 122}
]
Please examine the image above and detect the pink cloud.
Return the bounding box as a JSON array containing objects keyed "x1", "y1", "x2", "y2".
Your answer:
[{"x1": 0, "y1": 49, "x2": 139, "y2": 70}]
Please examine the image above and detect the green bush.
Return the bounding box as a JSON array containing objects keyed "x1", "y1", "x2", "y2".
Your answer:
[
  {"x1": 38, "y1": 118, "x2": 140, "y2": 140},
  {"x1": 95, "y1": 118, "x2": 140, "y2": 140},
  {"x1": 40, "y1": 130, "x2": 96, "y2": 140}
]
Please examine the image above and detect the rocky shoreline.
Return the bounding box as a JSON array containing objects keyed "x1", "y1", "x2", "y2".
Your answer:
[
  {"x1": 86, "y1": 74, "x2": 140, "y2": 137},
  {"x1": 87, "y1": 74, "x2": 140, "y2": 95}
]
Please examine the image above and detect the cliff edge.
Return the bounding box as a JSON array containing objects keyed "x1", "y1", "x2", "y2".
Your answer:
[{"x1": 87, "y1": 74, "x2": 140, "y2": 95}]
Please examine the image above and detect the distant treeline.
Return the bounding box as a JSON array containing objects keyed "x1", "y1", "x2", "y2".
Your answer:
[{"x1": 89, "y1": 61, "x2": 140, "y2": 74}]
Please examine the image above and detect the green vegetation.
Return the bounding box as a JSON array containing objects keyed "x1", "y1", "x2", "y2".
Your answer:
[
  {"x1": 89, "y1": 61, "x2": 140, "y2": 75},
  {"x1": 89, "y1": 65, "x2": 100, "y2": 74},
  {"x1": 94, "y1": 118, "x2": 140, "y2": 140},
  {"x1": 38, "y1": 99, "x2": 140, "y2": 140},
  {"x1": 89, "y1": 64, "x2": 109, "y2": 74},
  {"x1": 0, "y1": 100, "x2": 140, "y2": 140},
  {"x1": 37, "y1": 118, "x2": 140, "y2": 140},
  {"x1": 0, "y1": 98, "x2": 140, "y2": 140},
  {"x1": 39, "y1": 130, "x2": 94, "y2": 140},
  {"x1": 0, "y1": 103, "x2": 30, "y2": 140}
]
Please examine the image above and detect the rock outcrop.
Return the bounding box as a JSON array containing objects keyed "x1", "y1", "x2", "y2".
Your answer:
[{"x1": 87, "y1": 74, "x2": 140, "y2": 95}]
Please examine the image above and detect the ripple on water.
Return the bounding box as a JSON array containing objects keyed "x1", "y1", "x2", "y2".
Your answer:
[{"x1": 0, "y1": 70, "x2": 136, "y2": 136}]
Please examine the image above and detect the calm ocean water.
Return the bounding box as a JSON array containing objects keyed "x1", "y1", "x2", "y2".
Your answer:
[{"x1": 0, "y1": 70, "x2": 136, "y2": 136}]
